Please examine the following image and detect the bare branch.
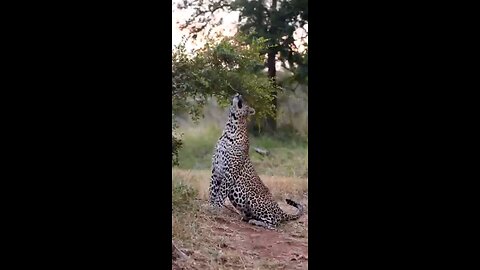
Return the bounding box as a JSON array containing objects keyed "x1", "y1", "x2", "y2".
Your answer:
[
  {"x1": 172, "y1": 240, "x2": 188, "y2": 260},
  {"x1": 254, "y1": 147, "x2": 270, "y2": 156},
  {"x1": 177, "y1": 0, "x2": 233, "y2": 37}
]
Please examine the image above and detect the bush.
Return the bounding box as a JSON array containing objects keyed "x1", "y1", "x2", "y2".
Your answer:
[
  {"x1": 172, "y1": 181, "x2": 198, "y2": 212},
  {"x1": 172, "y1": 33, "x2": 277, "y2": 167}
]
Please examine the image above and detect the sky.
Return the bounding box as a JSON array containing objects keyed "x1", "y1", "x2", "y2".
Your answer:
[
  {"x1": 172, "y1": 0, "x2": 308, "y2": 54},
  {"x1": 172, "y1": 0, "x2": 239, "y2": 51}
]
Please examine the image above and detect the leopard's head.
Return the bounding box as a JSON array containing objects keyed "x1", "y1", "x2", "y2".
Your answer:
[{"x1": 229, "y1": 93, "x2": 255, "y2": 121}]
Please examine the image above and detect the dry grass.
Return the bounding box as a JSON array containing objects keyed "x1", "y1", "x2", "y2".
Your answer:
[
  {"x1": 172, "y1": 168, "x2": 308, "y2": 270},
  {"x1": 172, "y1": 169, "x2": 307, "y2": 201}
]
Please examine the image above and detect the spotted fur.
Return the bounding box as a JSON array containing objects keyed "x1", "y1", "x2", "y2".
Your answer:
[{"x1": 209, "y1": 94, "x2": 304, "y2": 229}]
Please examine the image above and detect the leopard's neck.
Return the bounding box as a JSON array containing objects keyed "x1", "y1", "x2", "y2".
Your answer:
[{"x1": 221, "y1": 113, "x2": 250, "y2": 150}]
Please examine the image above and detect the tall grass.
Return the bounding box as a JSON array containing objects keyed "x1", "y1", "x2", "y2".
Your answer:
[
  {"x1": 176, "y1": 123, "x2": 308, "y2": 177},
  {"x1": 174, "y1": 89, "x2": 308, "y2": 177}
]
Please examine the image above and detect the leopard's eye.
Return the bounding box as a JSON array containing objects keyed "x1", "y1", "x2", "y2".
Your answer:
[{"x1": 238, "y1": 99, "x2": 243, "y2": 109}]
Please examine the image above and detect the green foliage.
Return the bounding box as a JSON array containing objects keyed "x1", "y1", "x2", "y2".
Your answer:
[
  {"x1": 177, "y1": 0, "x2": 308, "y2": 85},
  {"x1": 175, "y1": 125, "x2": 221, "y2": 170},
  {"x1": 177, "y1": 126, "x2": 307, "y2": 177},
  {"x1": 172, "y1": 114, "x2": 183, "y2": 167},
  {"x1": 172, "y1": 33, "x2": 278, "y2": 166},
  {"x1": 172, "y1": 181, "x2": 198, "y2": 211}
]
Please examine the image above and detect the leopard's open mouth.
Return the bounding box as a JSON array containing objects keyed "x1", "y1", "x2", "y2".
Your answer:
[{"x1": 233, "y1": 93, "x2": 243, "y2": 109}]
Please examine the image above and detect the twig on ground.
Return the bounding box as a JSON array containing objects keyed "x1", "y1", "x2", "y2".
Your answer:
[
  {"x1": 225, "y1": 204, "x2": 241, "y2": 215},
  {"x1": 172, "y1": 240, "x2": 189, "y2": 260},
  {"x1": 253, "y1": 147, "x2": 270, "y2": 156}
]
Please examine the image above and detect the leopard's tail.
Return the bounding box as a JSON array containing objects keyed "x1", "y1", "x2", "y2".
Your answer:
[{"x1": 282, "y1": 198, "x2": 304, "y2": 221}]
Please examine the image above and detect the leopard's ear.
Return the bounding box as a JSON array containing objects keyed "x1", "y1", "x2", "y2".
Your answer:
[{"x1": 248, "y1": 107, "x2": 255, "y2": 115}]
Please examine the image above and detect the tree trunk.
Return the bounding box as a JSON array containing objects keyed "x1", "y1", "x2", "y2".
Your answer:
[
  {"x1": 249, "y1": 0, "x2": 278, "y2": 135},
  {"x1": 265, "y1": 50, "x2": 277, "y2": 132},
  {"x1": 256, "y1": 0, "x2": 278, "y2": 134},
  {"x1": 250, "y1": 48, "x2": 278, "y2": 135}
]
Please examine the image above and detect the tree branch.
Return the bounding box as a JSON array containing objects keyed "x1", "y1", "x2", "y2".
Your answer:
[
  {"x1": 178, "y1": 1, "x2": 232, "y2": 35},
  {"x1": 172, "y1": 240, "x2": 188, "y2": 260}
]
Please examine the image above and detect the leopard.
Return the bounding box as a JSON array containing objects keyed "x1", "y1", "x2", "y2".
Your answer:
[{"x1": 208, "y1": 93, "x2": 304, "y2": 229}]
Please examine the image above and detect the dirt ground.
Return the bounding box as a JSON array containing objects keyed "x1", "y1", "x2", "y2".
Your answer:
[{"x1": 173, "y1": 197, "x2": 308, "y2": 270}]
